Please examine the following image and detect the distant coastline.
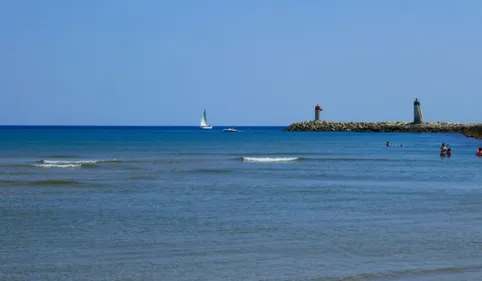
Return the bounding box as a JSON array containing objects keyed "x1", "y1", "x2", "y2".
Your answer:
[{"x1": 284, "y1": 120, "x2": 482, "y2": 139}]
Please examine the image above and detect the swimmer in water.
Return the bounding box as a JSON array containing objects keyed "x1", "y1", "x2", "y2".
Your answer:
[
  {"x1": 386, "y1": 141, "x2": 390, "y2": 147},
  {"x1": 447, "y1": 148, "x2": 452, "y2": 157},
  {"x1": 476, "y1": 148, "x2": 482, "y2": 157},
  {"x1": 440, "y1": 143, "x2": 447, "y2": 156}
]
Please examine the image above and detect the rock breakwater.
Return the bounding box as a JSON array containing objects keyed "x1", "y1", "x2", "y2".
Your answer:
[
  {"x1": 285, "y1": 120, "x2": 482, "y2": 137},
  {"x1": 461, "y1": 125, "x2": 482, "y2": 139}
]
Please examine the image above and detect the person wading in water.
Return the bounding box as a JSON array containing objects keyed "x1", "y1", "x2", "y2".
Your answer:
[{"x1": 440, "y1": 143, "x2": 448, "y2": 157}]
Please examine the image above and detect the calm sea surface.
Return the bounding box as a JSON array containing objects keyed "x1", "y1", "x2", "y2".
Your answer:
[{"x1": 1, "y1": 126, "x2": 482, "y2": 281}]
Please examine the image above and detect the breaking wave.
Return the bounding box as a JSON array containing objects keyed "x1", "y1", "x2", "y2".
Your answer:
[
  {"x1": 242, "y1": 157, "x2": 301, "y2": 162},
  {"x1": 33, "y1": 163, "x2": 83, "y2": 168},
  {"x1": 33, "y1": 159, "x2": 119, "y2": 168},
  {"x1": 238, "y1": 156, "x2": 431, "y2": 163},
  {"x1": 39, "y1": 159, "x2": 118, "y2": 164}
]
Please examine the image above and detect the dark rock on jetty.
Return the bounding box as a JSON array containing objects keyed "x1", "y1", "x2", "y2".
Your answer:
[
  {"x1": 461, "y1": 124, "x2": 482, "y2": 139},
  {"x1": 285, "y1": 120, "x2": 482, "y2": 138}
]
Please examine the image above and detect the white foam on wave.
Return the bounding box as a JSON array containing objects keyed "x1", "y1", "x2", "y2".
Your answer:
[
  {"x1": 40, "y1": 159, "x2": 115, "y2": 164},
  {"x1": 33, "y1": 159, "x2": 118, "y2": 168},
  {"x1": 242, "y1": 157, "x2": 300, "y2": 162},
  {"x1": 33, "y1": 163, "x2": 82, "y2": 168}
]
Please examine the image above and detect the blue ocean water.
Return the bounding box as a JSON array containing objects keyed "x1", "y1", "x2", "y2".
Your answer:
[{"x1": 1, "y1": 126, "x2": 482, "y2": 281}]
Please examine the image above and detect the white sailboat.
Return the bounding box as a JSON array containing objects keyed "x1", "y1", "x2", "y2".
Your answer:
[{"x1": 200, "y1": 109, "x2": 213, "y2": 130}]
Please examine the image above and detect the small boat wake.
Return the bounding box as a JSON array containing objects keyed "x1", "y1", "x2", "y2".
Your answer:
[{"x1": 242, "y1": 157, "x2": 300, "y2": 163}]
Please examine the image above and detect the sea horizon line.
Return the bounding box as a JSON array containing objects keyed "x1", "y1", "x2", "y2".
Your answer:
[{"x1": 0, "y1": 125, "x2": 288, "y2": 128}]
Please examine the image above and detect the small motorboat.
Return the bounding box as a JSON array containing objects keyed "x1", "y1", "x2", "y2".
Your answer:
[{"x1": 223, "y1": 128, "x2": 238, "y2": 132}]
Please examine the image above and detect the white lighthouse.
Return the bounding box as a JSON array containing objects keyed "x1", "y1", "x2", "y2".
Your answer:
[
  {"x1": 314, "y1": 104, "x2": 322, "y2": 121},
  {"x1": 413, "y1": 98, "x2": 423, "y2": 124}
]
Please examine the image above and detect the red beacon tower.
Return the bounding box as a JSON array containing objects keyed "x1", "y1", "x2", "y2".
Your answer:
[{"x1": 314, "y1": 104, "x2": 322, "y2": 121}]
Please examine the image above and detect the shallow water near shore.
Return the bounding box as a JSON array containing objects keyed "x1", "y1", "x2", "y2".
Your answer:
[{"x1": 1, "y1": 126, "x2": 482, "y2": 281}]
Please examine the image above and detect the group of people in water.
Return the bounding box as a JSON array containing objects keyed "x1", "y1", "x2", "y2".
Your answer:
[
  {"x1": 440, "y1": 143, "x2": 482, "y2": 157},
  {"x1": 439, "y1": 143, "x2": 452, "y2": 157},
  {"x1": 386, "y1": 141, "x2": 482, "y2": 157}
]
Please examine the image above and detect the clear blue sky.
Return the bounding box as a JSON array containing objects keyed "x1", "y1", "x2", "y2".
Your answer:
[{"x1": 1, "y1": 0, "x2": 481, "y2": 125}]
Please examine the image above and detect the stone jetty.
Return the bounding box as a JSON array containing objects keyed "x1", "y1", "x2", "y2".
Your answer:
[
  {"x1": 284, "y1": 120, "x2": 482, "y2": 138},
  {"x1": 461, "y1": 124, "x2": 482, "y2": 139}
]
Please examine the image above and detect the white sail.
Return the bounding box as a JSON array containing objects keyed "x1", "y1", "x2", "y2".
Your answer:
[
  {"x1": 200, "y1": 109, "x2": 208, "y2": 127},
  {"x1": 200, "y1": 109, "x2": 212, "y2": 129}
]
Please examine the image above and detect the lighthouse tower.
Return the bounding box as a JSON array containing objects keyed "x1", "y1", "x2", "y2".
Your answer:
[
  {"x1": 314, "y1": 104, "x2": 322, "y2": 121},
  {"x1": 413, "y1": 98, "x2": 424, "y2": 124}
]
